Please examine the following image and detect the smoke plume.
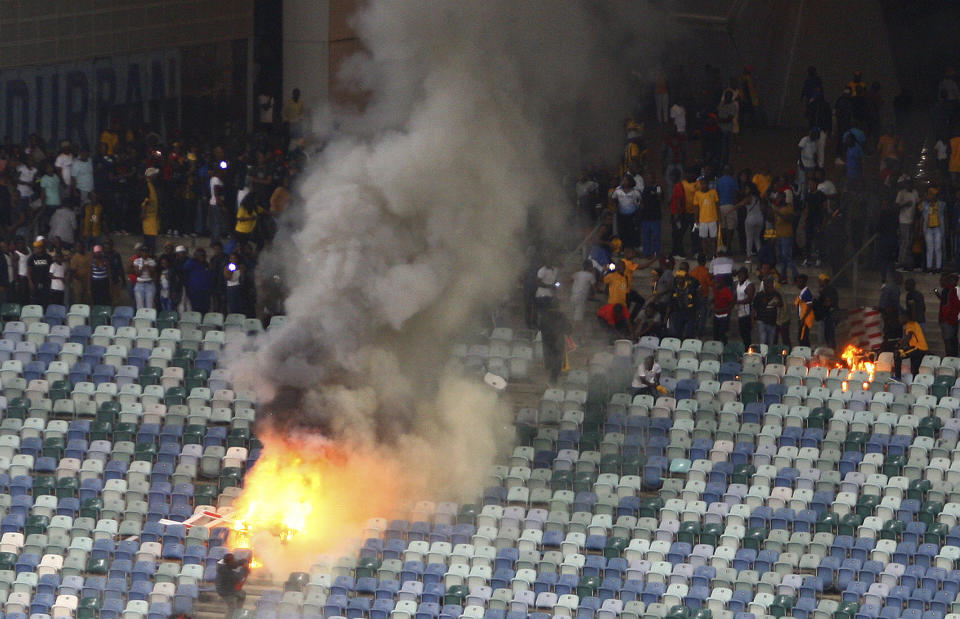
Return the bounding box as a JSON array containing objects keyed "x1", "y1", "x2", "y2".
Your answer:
[{"x1": 229, "y1": 0, "x2": 672, "y2": 566}]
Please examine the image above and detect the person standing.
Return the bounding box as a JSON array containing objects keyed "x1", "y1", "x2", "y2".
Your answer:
[
  {"x1": 716, "y1": 165, "x2": 739, "y2": 253},
  {"x1": 753, "y1": 276, "x2": 782, "y2": 346},
  {"x1": 132, "y1": 250, "x2": 157, "y2": 310},
  {"x1": 717, "y1": 89, "x2": 739, "y2": 167},
  {"x1": 937, "y1": 273, "x2": 960, "y2": 357},
  {"x1": 668, "y1": 262, "x2": 699, "y2": 339},
  {"x1": 921, "y1": 187, "x2": 946, "y2": 272},
  {"x1": 68, "y1": 241, "x2": 91, "y2": 305},
  {"x1": 48, "y1": 251, "x2": 66, "y2": 306},
  {"x1": 895, "y1": 177, "x2": 920, "y2": 269},
  {"x1": 569, "y1": 260, "x2": 597, "y2": 328},
  {"x1": 182, "y1": 248, "x2": 214, "y2": 314},
  {"x1": 38, "y1": 163, "x2": 61, "y2": 236},
  {"x1": 141, "y1": 168, "x2": 160, "y2": 255},
  {"x1": 734, "y1": 267, "x2": 755, "y2": 345},
  {"x1": 668, "y1": 171, "x2": 686, "y2": 257},
  {"x1": 72, "y1": 149, "x2": 94, "y2": 205},
  {"x1": 610, "y1": 176, "x2": 641, "y2": 250},
  {"x1": 215, "y1": 553, "x2": 250, "y2": 619},
  {"x1": 773, "y1": 192, "x2": 798, "y2": 283},
  {"x1": 654, "y1": 72, "x2": 670, "y2": 124},
  {"x1": 795, "y1": 274, "x2": 814, "y2": 346},
  {"x1": 693, "y1": 176, "x2": 720, "y2": 259},
  {"x1": 816, "y1": 274, "x2": 839, "y2": 350},
  {"x1": 539, "y1": 304, "x2": 570, "y2": 384},
  {"x1": 26, "y1": 239, "x2": 51, "y2": 307},
  {"x1": 712, "y1": 279, "x2": 734, "y2": 343},
  {"x1": 740, "y1": 182, "x2": 763, "y2": 261},
  {"x1": 281, "y1": 88, "x2": 306, "y2": 143},
  {"x1": 904, "y1": 278, "x2": 926, "y2": 328},
  {"x1": 89, "y1": 246, "x2": 111, "y2": 306},
  {"x1": 639, "y1": 174, "x2": 662, "y2": 257}
]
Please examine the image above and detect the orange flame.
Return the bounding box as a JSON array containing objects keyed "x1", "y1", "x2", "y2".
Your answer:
[
  {"x1": 227, "y1": 429, "x2": 406, "y2": 572},
  {"x1": 837, "y1": 344, "x2": 876, "y2": 385}
]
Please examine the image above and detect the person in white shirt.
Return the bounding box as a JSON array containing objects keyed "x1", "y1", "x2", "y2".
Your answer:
[
  {"x1": 895, "y1": 176, "x2": 920, "y2": 268},
  {"x1": 54, "y1": 144, "x2": 74, "y2": 189},
  {"x1": 631, "y1": 356, "x2": 662, "y2": 396},
  {"x1": 15, "y1": 159, "x2": 36, "y2": 210},
  {"x1": 669, "y1": 102, "x2": 686, "y2": 134},
  {"x1": 570, "y1": 261, "x2": 597, "y2": 324},
  {"x1": 72, "y1": 149, "x2": 95, "y2": 204},
  {"x1": 209, "y1": 169, "x2": 226, "y2": 241},
  {"x1": 797, "y1": 127, "x2": 822, "y2": 199},
  {"x1": 48, "y1": 205, "x2": 76, "y2": 247},
  {"x1": 131, "y1": 244, "x2": 157, "y2": 310},
  {"x1": 48, "y1": 251, "x2": 67, "y2": 306},
  {"x1": 610, "y1": 176, "x2": 641, "y2": 249},
  {"x1": 535, "y1": 260, "x2": 559, "y2": 309}
]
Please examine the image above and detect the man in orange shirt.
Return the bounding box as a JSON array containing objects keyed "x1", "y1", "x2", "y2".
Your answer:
[
  {"x1": 690, "y1": 254, "x2": 713, "y2": 338},
  {"x1": 681, "y1": 171, "x2": 699, "y2": 257}
]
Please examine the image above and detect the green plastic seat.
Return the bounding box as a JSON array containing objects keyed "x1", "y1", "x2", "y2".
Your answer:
[
  {"x1": 56, "y1": 477, "x2": 79, "y2": 499},
  {"x1": 43, "y1": 436, "x2": 66, "y2": 459},
  {"x1": 77, "y1": 596, "x2": 101, "y2": 619},
  {"x1": 837, "y1": 513, "x2": 863, "y2": 536},
  {"x1": 880, "y1": 519, "x2": 905, "y2": 540},
  {"x1": 5, "y1": 405, "x2": 26, "y2": 420},
  {"x1": 25, "y1": 515, "x2": 50, "y2": 536},
  {"x1": 227, "y1": 427, "x2": 250, "y2": 448},
  {"x1": 732, "y1": 464, "x2": 756, "y2": 485},
  {"x1": 90, "y1": 305, "x2": 112, "y2": 328},
  {"x1": 807, "y1": 406, "x2": 833, "y2": 429},
  {"x1": 219, "y1": 467, "x2": 243, "y2": 491},
  {"x1": 550, "y1": 470, "x2": 572, "y2": 490},
  {"x1": 835, "y1": 601, "x2": 859, "y2": 619},
  {"x1": 164, "y1": 386, "x2": 187, "y2": 406},
  {"x1": 114, "y1": 422, "x2": 138, "y2": 443},
  {"x1": 621, "y1": 455, "x2": 644, "y2": 476},
  {"x1": 97, "y1": 401, "x2": 121, "y2": 423},
  {"x1": 600, "y1": 454, "x2": 621, "y2": 475},
  {"x1": 844, "y1": 431, "x2": 868, "y2": 452},
  {"x1": 139, "y1": 366, "x2": 162, "y2": 386},
  {"x1": 284, "y1": 571, "x2": 310, "y2": 592},
  {"x1": 194, "y1": 485, "x2": 218, "y2": 506},
  {"x1": 49, "y1": 379, "x2": 73, "y2": 402},
  {"x1": 577, "y1": 575, "x2": 600, "y2": 598},
  {"x1": 134, "y1": 442, "x2": 158, "y2": 462},
  {"x1": 639, "y1": 497, "x2": 664, "y2": 518},
  {"x1": 743, "y1": 527, "x2": 767, "y2": 550},
  {"x1": 172, "y1": 349, "x2": 197, "y2": 371},
  {"x1": 908, "y1": 479, "x2": 932, "y2": 501},
  {"x1": 722, "y1": 341, "x2": 745, "y2": 363},
  {"x1": 33, "y1": 475, "x2": 55, "y2": 496},
  {"x1": 918, "y1": 416, "x2": 943, "y2": 438},
  {"x1": 669, "y1": 459, "x2": 691, "y2": 475},
  {"x1": 690, "y1": 610, "x2": 712, "y2": 619},
  {"x1": 185, "y1": 368, "x2": 210, "y2": 391},
  {"x1": 700, "y1": 522, "x2": 722, "y2": 547},
  {"x1": 920, "y1": 501, "x2": 945, "y2": 527},
  {"x1": 926, "y1": 522, "x2": 948, "y2": 544},
  {"x1": 0, "y1": 552, "x2": 16, "y2": 571},
  {"x1": 770, "y1": 595, "x2": 796, "y2": 618},
  {"x1": 183, "y1": 424, "x2": 206, "y2": 445},
  {"x1": 883, "y1": 454, "x2": 905, "y2": 477},
  {"x1": 604, "y1": 536, "x2": 628, "y2": 559},
  {"x1": 0, "y1": 303, "x2": 21, "y2": 321},
  {"x1": 573, "y1": 471, "x2": 597, "y2": 493},
  {"x1": 677, "y1": 522, "x2": 700, "y2": 545},
  {"x1": 355, "y1": 557, "x2": 381, "y2": 579},
  {"x1": 81, "y1": 498, "x2": 104, "y2": 519},
  {"x1": 741, "y1": 382, "x2": 764, "y2": 404},
  {"x1": 90, "y1": 421, "x2": 113, "y2": 441},
  {"x1": 444, "y1": 585, "x2": 468, "y2": 606},
  {"x1": 932, "y1": 383, "x2": 950, "y2": 399},
  {"x1": 855, "y1": 495, "x2": 880, "y2": 518},
  {"x1": 667, "y1": 605, "x2": 691, "y2": 619},
  {"x1": 580, "y1": 431, "x2": 601, "y2": 451},
  {"x1": 816, "y1": 511, "x2": 838, "y2": 533},
  {"x1": 85, "y1": 556, "x2": 108, "y2": 574}
]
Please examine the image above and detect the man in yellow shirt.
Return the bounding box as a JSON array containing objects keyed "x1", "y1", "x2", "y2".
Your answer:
[
  {"x1": 950, "y1": 134, "x2": 960, "y2": 186},
  {"x1": 282, "y1": 88, "x2": 306, "y2": 142},
  {"x1": 603, "y1": 260, "x2": 630, "y2": 308},
  {"x1": 896, "y1": 314, "x2": 928, "y2": 378},
  {"x1": 693, "y1": 177, "x2": 720, "y2": 259},
  {"x1": 752, "y1": 168, "x2": 772, "y2": 198},
  {"x1": 773, "y1": 192, "x2": 798, "y2": 282},
  {"x1": 140, "y1": 168, "x2": 160, "y2": 254},
  {"x1": 234, "y1": 194, "x2": 263, "y2": 248}
]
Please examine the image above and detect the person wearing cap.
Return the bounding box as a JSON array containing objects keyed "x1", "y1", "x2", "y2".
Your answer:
[
  {"x1": 141, "y1": 168, "x2": 160, "y2": 254},
  {"x1": 921, "y1": 186, "x2": 946, "y2": 273},
  {"x1": 26, "y1": 239, "x2": 51, "y2": 306}
]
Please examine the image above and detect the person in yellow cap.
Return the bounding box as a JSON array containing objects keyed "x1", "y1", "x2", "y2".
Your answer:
[{"x1": 141, "y1": 168, "x2": 161, "y2": 254}]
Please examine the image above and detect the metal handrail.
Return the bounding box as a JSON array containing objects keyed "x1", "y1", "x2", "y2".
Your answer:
[{"x1": 830, "y1": 232, "x2": 878, "y2": 281}]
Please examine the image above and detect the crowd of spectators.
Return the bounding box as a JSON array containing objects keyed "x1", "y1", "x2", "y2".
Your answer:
[
  {"x1": 543, "y1": 64, "x2": 960, "y2": 381},
  {"x1": 0, "y1": 100, "x2": 304, "y2": 316}
]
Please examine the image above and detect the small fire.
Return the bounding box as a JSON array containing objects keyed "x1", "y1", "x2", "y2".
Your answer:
[
  {"x1": 837, "y1": 344, "x2": 876, "y2": 385},
  {"x1": 227, "y1": 429, "x2": 405, "y2": 572}
]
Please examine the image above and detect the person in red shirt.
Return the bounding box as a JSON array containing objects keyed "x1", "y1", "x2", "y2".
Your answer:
[
  {"x1": 938, "y1": 272, "x2": 960, "y2": 357},
  {"x1": 713, "y1": 279, "x2": 735, "y2": 343},
  {"x1": 668, "y1": 170, "x2": 686, "y2": 257},
  {"x1": 597, "y1": 303, "x2": 632, "y2": 342}
]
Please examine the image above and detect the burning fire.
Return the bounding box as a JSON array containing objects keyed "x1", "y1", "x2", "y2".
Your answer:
[
  {"x1": 227, "y1": 430, "x2": 405, "y2": 572},
  {"x1": 835, "y1": 344, "x2": 876, "y2": 391}
]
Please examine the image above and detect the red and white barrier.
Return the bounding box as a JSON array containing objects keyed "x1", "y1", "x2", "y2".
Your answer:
[{"x1": 846, "y1": 307, "x2": 883, "y2": 351}]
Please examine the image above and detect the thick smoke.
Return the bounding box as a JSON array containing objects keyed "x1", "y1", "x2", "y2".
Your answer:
[{"x1": 231, "y1": 2, "x2": 672, "y2": 501}]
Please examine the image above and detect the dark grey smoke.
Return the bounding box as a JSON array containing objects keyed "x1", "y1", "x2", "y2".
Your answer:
[{"x1": 232, "y1": 0, "x2": 675, "y2": 498}]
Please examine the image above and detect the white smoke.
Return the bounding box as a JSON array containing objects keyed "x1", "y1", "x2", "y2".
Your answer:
[{"x1": 231, "y1": 1, "x2": 673, "y2": 500}]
